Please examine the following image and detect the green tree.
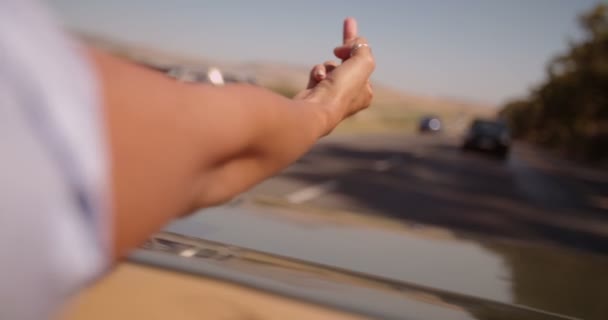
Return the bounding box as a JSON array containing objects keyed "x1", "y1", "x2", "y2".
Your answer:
[{"x1": 500, "y1": 4, "x2": 608, "y2": 162}]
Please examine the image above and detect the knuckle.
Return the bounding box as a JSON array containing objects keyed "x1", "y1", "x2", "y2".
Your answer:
[
  {"x1": 366, "y1": 55, "x2": 376, "y2": 68},
  {"x1": 366, "y1": 58, "x2": 376, "y2": 72},
  {"x1": 310, "y1": 64, "x2": 323, "y2": 77}
]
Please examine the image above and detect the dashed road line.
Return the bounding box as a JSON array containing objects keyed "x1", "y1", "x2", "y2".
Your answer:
[
  {"x1": 285, "y1": 180, "x2": 339, "y2": 204},
  {"x1": 284, "y1": 155, "x2": 404, "y2": 204},
  {"x1": 372, "y1": 155, "x2": 403, "y2": 172}
]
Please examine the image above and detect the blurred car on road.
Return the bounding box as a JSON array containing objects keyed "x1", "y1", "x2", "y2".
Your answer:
[
  {"x1": 418, "y1": 115, "x2": 442, "y2": 134},
  {"x1": 462, "y1": 119, "x2": 511, "y2": 158}
]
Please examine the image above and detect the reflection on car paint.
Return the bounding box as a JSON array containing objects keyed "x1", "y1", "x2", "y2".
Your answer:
[{"x1": 135, "y1": 231, "x2": 580, "y2": 320}]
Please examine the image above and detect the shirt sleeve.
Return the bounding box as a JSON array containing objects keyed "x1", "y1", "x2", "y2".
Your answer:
[{"x1": 0, "y1": 1, "x2": 111, "y2": 319}]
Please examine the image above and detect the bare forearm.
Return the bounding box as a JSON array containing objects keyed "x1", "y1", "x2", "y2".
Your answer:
[
  {"x1": 183, "y1": 83, "x2": 333, "y2": 207},
  {"x1": 90, "y1": 48, "x2": 332, "y2": 259}
]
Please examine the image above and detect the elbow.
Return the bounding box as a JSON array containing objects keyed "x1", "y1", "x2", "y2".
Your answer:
[
  {"x1": 193, "y1": 183, "x2": 240, "y2": 209},
  {"x1": 189, "y1": 154, "x2": 270, "y2": 211}
]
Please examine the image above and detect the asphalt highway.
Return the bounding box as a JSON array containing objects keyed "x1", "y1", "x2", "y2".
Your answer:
[{"x1": 246, "y1": 132, "x2": 608, "y2": 254}]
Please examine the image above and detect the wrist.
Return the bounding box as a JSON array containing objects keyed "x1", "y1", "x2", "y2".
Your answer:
[
  {"x1": 297, "y1": 85, "x2": 346, "y2": 136},
  {"x1": 300, "y1": 99, "x2": 343, "y2": 137}
]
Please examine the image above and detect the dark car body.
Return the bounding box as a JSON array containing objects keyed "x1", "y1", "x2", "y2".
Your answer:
[
  {"x1": 418, "y1": 116, "x2": 442, "y2": 133},
  {"x1": 65, "y1": 204, "x2": 608, "y2": 320},
  {"x1": 463, "y1": 119, "x2": 511, "y2": 158}
]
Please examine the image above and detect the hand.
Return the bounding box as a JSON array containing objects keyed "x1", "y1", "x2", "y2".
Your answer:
[{"x1": 295, "y1": 18, "x2": 375, "y2": 133}]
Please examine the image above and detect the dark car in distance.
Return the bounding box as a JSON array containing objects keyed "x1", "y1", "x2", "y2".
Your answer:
[
  {"x1": 462, "y1": 119, "x2": 511, "y2": 158},
  {"x1": 418, "y1": 115, "x2": 442, "y2": 133}
]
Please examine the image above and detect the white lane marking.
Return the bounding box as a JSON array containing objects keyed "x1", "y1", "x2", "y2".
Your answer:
[
  {"x1": 372, "y1": 155, "x2": 403, "y2": 172},
  {"x1": 284, "y1": 155, "x2": 402, "y2": 204},
  {"x1": 285, "y1": 180, "x2": 339, "y2": 204}
]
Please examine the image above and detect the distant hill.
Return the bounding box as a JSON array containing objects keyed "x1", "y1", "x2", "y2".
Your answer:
[{"x1": 79, "y1": 32, "x2": 497, "y2": 134}]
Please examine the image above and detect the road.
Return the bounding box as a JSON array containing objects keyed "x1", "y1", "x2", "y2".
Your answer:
[{"x1": 245, "y1": 133, "x2": 608, "y2": 254}]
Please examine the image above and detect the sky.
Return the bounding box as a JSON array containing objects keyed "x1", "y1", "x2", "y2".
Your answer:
[{"x1": 47, "y1": 0, "x2": 601, "y2": 105}]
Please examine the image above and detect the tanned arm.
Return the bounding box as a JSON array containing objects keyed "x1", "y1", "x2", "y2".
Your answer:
[{"x1": 89, "y1": 18, "x2": 374, "y2": 260}]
